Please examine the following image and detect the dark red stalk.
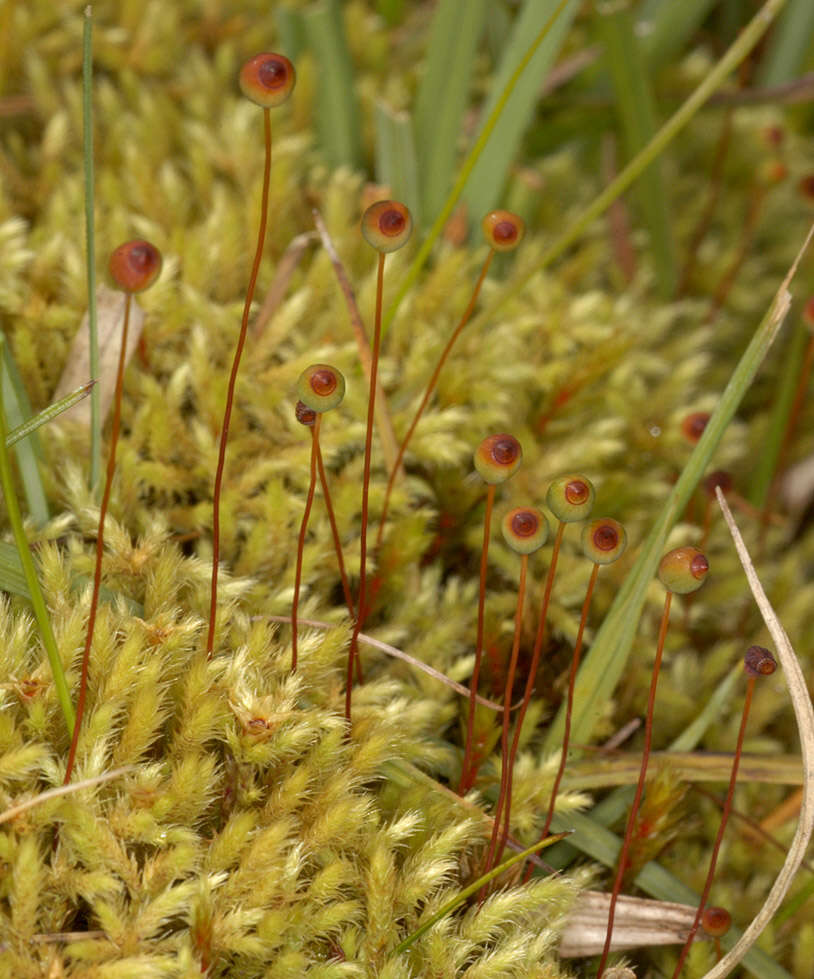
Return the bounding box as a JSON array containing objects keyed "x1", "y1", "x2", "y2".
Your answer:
[
  {"x1": 64, "y1": 293, "x2": 133, "y2": 784},
  {"x1": 458, "y1": 482, "x2": 496, "y2": 794},
  {"x1": 346, "y1": 251, "x2": 386, "y2": 721},
  {"x1": 597, "y1": 589, "x2": 673, "y2": 977},
  {"x1": 291, "y1": 413, "x2": 321, "y2": 672},
  {"x1": 206, "y1": 107, "x2": 271, "y2": 659}
]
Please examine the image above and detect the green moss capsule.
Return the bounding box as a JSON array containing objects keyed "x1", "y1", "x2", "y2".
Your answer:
[
  {"x1": 581, "y1": 518, "x2": 627, "y2": 565},
  {"x1": 657, "y1": 545, "x2": 709, "y2": 594},
  {"x1": 481, "y1": 210, "x2": 525, "y2": 252},
  {"x1": 361, "y1": 200, "x2": 413, "y2": 253},
  {"x1": 239, "y1": 53, "x2": 296, "y2": 108},
  {"x1": 473, "y1": 434, "x2": 522, "y2": 484},
  {"x1": 108, "y1": 240, "x2": 162, "y2": 293},
  {"x1": 546, "y1": 474, "x2": 595, "y2": 523},
  {"x1": 296, "y1": 364, "x2": 345, "y2": 412},
  {"x1": 501, "y1": 507, "x2": 549, "y2": 555}
]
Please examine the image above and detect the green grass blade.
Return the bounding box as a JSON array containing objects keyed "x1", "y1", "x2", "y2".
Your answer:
[
  {"x1": 0, "y1": 539, "x2": 30, "y2": 599},
  {"x1": 395, "y1": 831, "x2": 569, "y2": 953},
  {"x1": 413, "y1": 0, "x2": 488, "y2": 223},
  {"x1": 597, "y1": 1, "x2": 677, "y2": 297},
  {"x1": 83, "y1": 6, "x2": 100, "y2": 492},
  {"x1": 461, "y1": 0, "x2": 580, "y2": 219},
  {"x1": 639, "y1": 0, "x2": 718, "y2": 68},
  {"x1": 0, "y1": 339, "x2": 74, "y2": 735},
  {"x1": 383, "y1": 0, "x2": 575, "y2": 335},
  {"x1": 544, "y1": 229, "x2": 802, "y2": 755},
  {"x1": 756, "y1": 0, "x2": 814, "y2": 87},
  {"x1": 1, "y1": 336, "x2": 48, "y2": 526},
  {"x1": 302, "y1": 0, "x2": 362, "y2": 170},
  {"x1": 5, "y1": 381, "x2": 95, "y2": 449},
  {"x1": 374, "y1": 101, "x2": 421, "y2": 223},
  {"x1": 549, "y1": 810, "x2": 793, "y2": 979}
]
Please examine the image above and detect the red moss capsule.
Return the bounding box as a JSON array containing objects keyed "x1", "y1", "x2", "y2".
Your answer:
[
  {"x1": 501, "y1": 507, "x2": 549, "y2": 555},
  {"x1": 704, "y1": 470, "x2": 733, "y2": 497},
  {"x1": 744, "y1": 645, "x2": 777, "y2": 677},
  {"x1": 108, "y1": 240, "x2": 162, "y2": 293},
  {"x1": 239, "y1": 53, "x2": 296, "y2": 108},
  {"x1": 295, "y1": 400, "x2": 316, "y2": 427},
  {"x1": 481, "y1": 210, "x2": 525, "y2": 252},
  {"x1": 473, "y1": 433, "x2": 522, "y2": 485},
  {"x1": 546, "y1": 474, "x2": 595, "y2": 523},
  {"x1": 701, "y1": 906, "x2": 732, "y2": 938},
  {"x1": 657, "y1": 546, "x2": 709, "y2": 594},
  {"x1": 680, "y1": 411, "x2": 710, "y2": 445},
  {"x1": 361, "y1": 200, "x2": 413, "y2": 253},
  {"x1": 296, "y1": 364, "x2": 346, "y2": 413},
  {"x1": 582, "y1": 518, "x2": 627, "y2": 565}
]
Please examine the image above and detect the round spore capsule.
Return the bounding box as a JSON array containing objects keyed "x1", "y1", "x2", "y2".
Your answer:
[
  {"x1": 546, "y1": 474, "x2": 595, "y2": 523},
  {"x1": 680, "y1": 411, "x2": 710, "y2": 445},
  {"x1": 473, "y1": 434, "x2": 522, "y2": 485},
  {"x1": 582, "y1": 518, "x2": 627, "y2": 565},
  {"x1": 744, "y1": 645, "x2": 777, "y2": 677},
  {"x1": 701, "y1": 906, "x2": 732, "y2": 938},
  {"x1": 239, "y1": 53, "x2": 296, "y2": 108},
  {"x1": 657, "y1": 546, "x2": 709, "y2": 594},
  {"x1": 501, "y1": 507, "x2": 549, "y2": 555},
  {"x1": 361, "y1": 200, "x2": 413, "y2": 253},
  {"x1": 108, "y1": 240, "x2": 162, "y2": 293},
  {"x1": 295, "y1": 400, "x2": 316, "y2": 427},
  {"x1": 296, "y1": 364, "x2": 346, "y2": 413},
  {"x1": 481, "y1": 210, "x2": 525, "y2": 252}
]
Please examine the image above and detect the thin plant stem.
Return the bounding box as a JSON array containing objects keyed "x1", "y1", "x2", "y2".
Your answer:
[
  {"x1": 206, "y1": 107, "x2": 271, "y2": 659},
  {"x1": 376, "y1": 249, "x2": 495, "y2": 548},
  {"x1": 458, "y1": 482, "x2": 496, "y2": 793},
  {"x1": 346, "y1": 251, "x2": 386, "y2": 721},
  {"x1": 483, "y1": 552, "x2": 529, "y2": 880},
  {"x1": 597, "y1": 588, "x2": 673, "y2": 977},
  {"x1": 496, "y1": 520, "x2": 565, "y2": 855},
  {"x1": 82, "y1": 5, "x2": 100, "y2": 491},
  {"x1": 292, "y1": 413, "x2": 321, "y2": 673},
  {"x1": 64, "y1": 293, "x2": 134, "y2": 783},
  {"x1": 0, "y1": 342, "x2": 74, "y2": 736},
  {"x1": 670, "y1": 674, "x2": 756, "y2": 978},
  {"x1": 536, "y1": 561, "x2": 600, "y2": 854}
]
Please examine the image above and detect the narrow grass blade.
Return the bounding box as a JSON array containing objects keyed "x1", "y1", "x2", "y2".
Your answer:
[
  {"x1": 413, "y1": 0, "x2": 487, "y2": 223},
  {"x1": 756, "y1": 0, "x2": 814, "y2": 87},
  {"x1": 394, "y1": 831, "x2": 569, "y2": 953},
  {"x1": 0, "y1": 339, "x2": 74, "y2": 735},
  {"x1": 302, "y1": 0, "x2": 362, "y2": 170},
  {"x1": 274, "y1": 6, "x2": 307, "y2": 61},
  {"x1": 0, "y1": 539, "x2": 29, "y2": 599},
  {"x1": 1, "y1": 336, "x2": 48, "y2": 526},
  {"x1": 374, "y1": 101, "x2": 421, "y2": 223},
  {"x1": 638, "y1": 0, "x2": 717, "y2": 68},
  {"x1": 597, "y1": 1, "x2": 677, "y2": 297},
  {"x1": 5, "y1": 381, "x2": 94, "y2": 448},
  {"x1": 83, "y1": 5, "x2": 100, "y2": 491},
  {"x1": 543, "y1": 219, "x2": 807, "y2": 755}
]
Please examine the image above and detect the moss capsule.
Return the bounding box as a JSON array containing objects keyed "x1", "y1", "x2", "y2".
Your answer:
[
  {"x1": 680, "y1": 411, "x2": 710, "y2": 444},
  {"x1": 239, "y1": 53, "x2": 296, "y2": 108},
  {"x1": 361, "y1": 200, "x2": 413, "y2": 253},
  {"x1": 295, "y1": 400, "x2": 317, "y2": 427},
  {"x1": 582, "y1": 518, "x2": 627, "y2": 565},
  {"x1": 546, "y1": 474, "x2": 595, "y2": 523},
  {"x1": 108, "y1": 240, "x2": 162, "y2": 293},
  {"x1": 473, "y1": 434, "x2": 522, "y2": 484},
  {"x1": 296, "y1": 364, "x2": 346, "y2": 413},
  {"x1": 501, "y1": 507, "x2": 549, "y2": 555},
  {"x1": 481, "y1": 210, "x2": 525, "y2": 252},
  {"x1": 657, "y1": 546, "x2": 709, "y2": 594},
  {"x1": 744, "y1": 645, "x2": 776, "y2": 677},
  {"x1": 701, "y1": 906, "x2": 732, "y2": 938}
]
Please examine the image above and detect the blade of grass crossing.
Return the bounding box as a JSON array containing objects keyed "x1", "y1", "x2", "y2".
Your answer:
[
  {"x1": 597, "y1": 0, "x2": 677, "y2": 297},
  {"x1": 1, "y1": 337, "x2": 48, "y2": 526},
  {"x1": 5, "y1": 382, "x2": 95, "y2": 449},
  {"x1": 0, "y1": 338, "x2": 74, "y2": 735},
  {"x1": 413, "y1": 0, "x2": 487, "y2": 224},
  {"x1": 374, "y1": 102, "x2": 421, "y2": 224},
  {"x1": 302, "y1": 0, "x2": 362, "y2": 170},
  {"x1": 83, "y1": 6, "x2": 100, "y2": 492}
]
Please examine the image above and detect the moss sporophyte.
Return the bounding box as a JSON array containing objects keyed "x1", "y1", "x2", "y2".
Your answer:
[{"x1": 0, "y1": 3, "x2": 813, "y2": 977}]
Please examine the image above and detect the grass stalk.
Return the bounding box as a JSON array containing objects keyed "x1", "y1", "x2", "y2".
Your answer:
[{"x1": 83, "y1": 4, "x2": 100, "y2": 491}]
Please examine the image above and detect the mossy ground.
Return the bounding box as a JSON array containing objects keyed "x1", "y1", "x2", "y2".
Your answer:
[{"x1": 0, "y1": 2, "x2": 813, "y2": 976}]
